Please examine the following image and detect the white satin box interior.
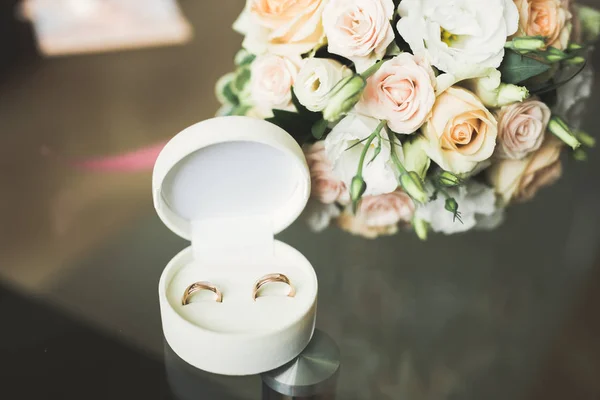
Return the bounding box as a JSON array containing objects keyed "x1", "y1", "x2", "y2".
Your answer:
[{"x1": 152, "y1": 116, "x2": 318, "y2": 376}]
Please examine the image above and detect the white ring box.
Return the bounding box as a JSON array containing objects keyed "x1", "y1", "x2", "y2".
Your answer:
[{"x1": 152, "y1": 116, "x2": 318, "y2": 376}]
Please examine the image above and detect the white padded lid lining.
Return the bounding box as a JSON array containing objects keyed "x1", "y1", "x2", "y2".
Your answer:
[
  {"x1": 162, "y1": 141, "x2": 299, "y2": 222},
  {"x1": 152, "y1": 117, "x2": 311, "y2": 240}
]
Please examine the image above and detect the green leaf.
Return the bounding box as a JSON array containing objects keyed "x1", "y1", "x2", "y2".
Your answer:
[
  {"x1": 311, "y1": 119, "x2": 328, "y2": 139},
  {"x1": 233, "y1": 67, "x2": 251, "y2": 94},
  {"x1": 267, "y1": 109, "x2": 313, "y2": 145},
  {"x1": 291, "y1": 89, "x2": 322, "y2": 122},
  {"x1": 499, "y1": 50, "x2": 552, "y2": 84},
  {"x1": 222, "y1": 82, "x2": 239, "y2": 106},
  {"x1": 230, "y1": 105, "x2": 251, "y2": 116},
  {"x1": 368, "y1": 136, "x2": 382, "y2": 165},
  {"x1": 529, "y1": 61, "x2": 587, "y2": 95},
  {"x1": 272, "y1": 109, "x2": 298, "y2": 120},
  {"x1": 236, "y1": 53, "x2": 256, "y2": 67},
  {"x1": 345, "y1": 136, "x2": 370, "y2": 152}
]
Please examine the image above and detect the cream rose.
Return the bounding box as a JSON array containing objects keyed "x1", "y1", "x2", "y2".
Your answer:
[
  {"x1": 397, "y1": 0, "x2": 519, "y2": 77},
  {"x1": 303, "y1": 141, "x2": 349, "y2": 204},
  {"x1": 488, "y1": 137, "x2": 563, "y2": 203},
  {"x1": 495, "y1": 99, "x2": 551, "y2": 160},
  {"x1": 513, "y1": 0, "x2": 572, "y2": 50},
  {"x1": 322, "y1": 0, "x2": 395, "y2": 73},
  {"x1": 234, "y1": 0, "x2": 326, "y2": 57},
  {"x1": 422, "y1": 87, "x2": 498, "y2": 174},
  {"x1": 337, "y1": 190, "x2": 415, "y2": 238},
  {"x1": 357, "y1": 53, "x2": 436, "y2": 134},
  {"x1": 294, "y1": 58, "x2": 352, "y2": 112},
  {"x1": 250, "y1": 54, "x2": 298, "y2": 117}
]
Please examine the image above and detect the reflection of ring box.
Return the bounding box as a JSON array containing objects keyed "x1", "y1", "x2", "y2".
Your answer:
[
  {"x1": 163, "y1": 339, "x2": 245, "y2": 400},
  {"x1": 153, "y1": 117, "x2": 318, "y2": 376}
]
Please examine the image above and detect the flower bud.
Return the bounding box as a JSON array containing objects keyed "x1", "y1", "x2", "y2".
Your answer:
[
  {"x1": 413, "y1": 217, "x2": 429, "y2": 241},
  {"x1": 400, "y1": 172, "x2": 428, "y2": 204},
  {"x1": 546, "y1": 54, "x2": 565, "y2": 63},
  {"x1": 576, "y1": 131, "x2": 596, "y2": 148},
  {"x1": 548, "y1": 116, "x2": 581, "y2": 150},
  {"x1": 511, "y1": 36, "x2": 546, "y2": 52},
  {"x1": 322, "y1": 75, "x2": 366, "y2": 122},
  {"x1": 445, "y1": 197, "x2": 459, "y2": 214},
  {"x1": 573, "y1": 148, "x2": 588, "y2": 161},
  {"x1": 350, "y1": 175, "x2": 367, "y2": 212},
  {"x1": 544, "y1": 47, "x2": 570, "y2": 63},
  {"x1": 438, "y1": 171, "x2": 461, "y2": 187},
  {"x1": 548, "y1": 47, "x2": 568, "y2": 57},
  {"x1": 565, "y1": 56, "x2": 586, "y2": 65},
  {"x1": 402, "y1": 136, "x2": 431, "y2": 179},
  {"x1": 568, "y1": 43, "x2": 584, "y2": 52},
  {"x1": 466, "y1": 69, "x2": 529, "y2": 108},
  {"x1": 444, "y1": 197, "x2": 462, "y2": 222}
]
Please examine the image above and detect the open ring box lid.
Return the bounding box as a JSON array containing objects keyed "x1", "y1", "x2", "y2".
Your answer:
[{"x1": 152, "y1": 116, "x2": 317, "y2": 376}]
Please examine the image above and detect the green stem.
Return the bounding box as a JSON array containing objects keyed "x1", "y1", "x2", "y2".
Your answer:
[
  {"x1": 387, "y1": 128, "x2": 408, "y2": 175},
  {"x1": 438, "y1": 187, "x2": 451, "y2": 199},
  {"x1": 356, "y1": 121, "x2": 386, "y2": 178},
  {"x1": 361, "y1": 60, "x2": 385, "y2": 79}
]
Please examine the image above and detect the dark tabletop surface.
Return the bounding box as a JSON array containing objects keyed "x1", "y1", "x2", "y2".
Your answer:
[{"x1": 1, "y1": 1, "x2": 600, "y2": 399}]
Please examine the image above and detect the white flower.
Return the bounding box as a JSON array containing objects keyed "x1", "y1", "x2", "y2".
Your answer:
[
  {"x1": 303, "y1": 200, "x2": 341, "y2": 232},
  {"x1": 397, "y1": 0, "x2": 519, "y2": 77},
  {"x1": 475, "y1": 208, "x2": 505, "y2": 231},
  {"x1": 553, "y1": 63, "x2": 594, "y2": 130},
  {"x1": 294, "y1": 58, "x2": 352, "y2": 112},
  {"x1": 322, "y1": 0, "x2": 395, "y2": 72},
  {"x1": 416, "y1": 181, "x2": 498, "y2": 234},
  {"x1": 250, "y1": 54, "x2": 298, "y2": 118},
  {"x1": 325, "y1": 114, "x2": 399, "y2": 196},
  {"x1": 464, "y1": 69, "x2": 529, "y2": 108}
]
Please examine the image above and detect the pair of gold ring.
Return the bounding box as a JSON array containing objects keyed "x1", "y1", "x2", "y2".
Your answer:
[{"x1": 181, "y1": 273, "x2": 296, "y2": 305}]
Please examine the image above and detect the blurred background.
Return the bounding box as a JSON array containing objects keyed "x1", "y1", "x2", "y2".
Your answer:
[{"x1": 1, "y1": 1, "x2": 600, "y2": 399}]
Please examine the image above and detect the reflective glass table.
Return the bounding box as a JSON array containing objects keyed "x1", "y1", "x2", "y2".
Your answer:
[{"x1": 1, "y1": 1, "x2": 600, "y2": 399}]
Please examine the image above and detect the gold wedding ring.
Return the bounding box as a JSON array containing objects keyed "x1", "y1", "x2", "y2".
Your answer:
[
  {"x1": 182, "y1": 282, "x2": 223, "y2": 305},
  {"x1": 252, "y1": 273, "x2": 296, "y2": 301}
]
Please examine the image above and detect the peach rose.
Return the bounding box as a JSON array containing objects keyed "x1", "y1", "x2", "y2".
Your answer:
[
  {"x1": 487, "y1": 137, "x2": 563, "y2": 203},
  {"x1": 495, "y1": 99, "x2": 551, "y2": 160},
  {"x1": 422, "y1": 87, "x2": 498, "y2": 174},
  {"x1": 358, "y1": 53, "x2": 436, "y2": 134},
  {"x1": 250, "y1": 54, "x2": 298, "y2": 117},
  {"x1": 235, "y1": 0, "x2": 326, "y2": 57},
  {"x1": 303, "y1": 141, "x2": 349, "y2": 204},
  {"x1": 513, "y1": 0, "x2": 572, "y2": 50},
  {"x1": 322, "y1": 0, "x2": 395, "y2": 72},
  {"x1": 337, "y1": 190, "x2": 415, "y2": 238}
]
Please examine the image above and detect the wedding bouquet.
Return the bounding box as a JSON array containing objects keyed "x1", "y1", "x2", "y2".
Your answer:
[{"x1": 216, "y1": 0, "x2": 600, "y2": 239}]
